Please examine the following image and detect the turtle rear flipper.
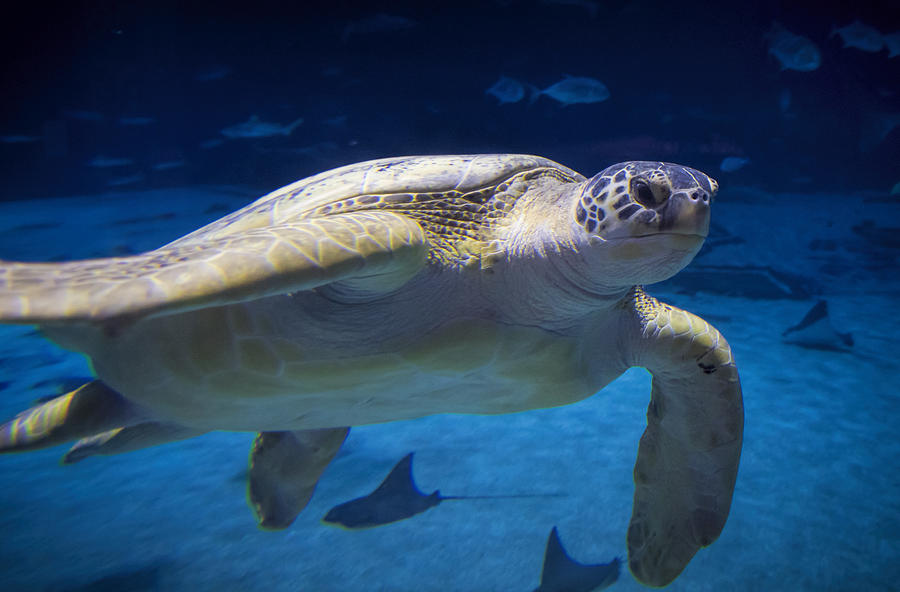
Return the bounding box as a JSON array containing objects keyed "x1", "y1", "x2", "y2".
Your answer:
[
  {"x1": 0, "y1": 380, "x2": 144, "y2": 453},
  {"x1": 62, "y1": 422, "x2": 205, "y2": 464},
  {"x1": 0, "y1": 211, "x2": 427, "y2": 325},
  {"x1": 249, "y1": 428, "x2": 349, "y2": 530}
]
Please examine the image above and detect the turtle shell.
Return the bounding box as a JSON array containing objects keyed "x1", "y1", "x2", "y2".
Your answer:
[{"x1": 174, "y1": 154, "x2": 582, "y2": 245}]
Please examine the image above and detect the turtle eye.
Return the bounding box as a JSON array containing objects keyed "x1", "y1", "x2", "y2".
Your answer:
[{"x1": 632, "y1": 179, "x2": 656, "y2": 207}]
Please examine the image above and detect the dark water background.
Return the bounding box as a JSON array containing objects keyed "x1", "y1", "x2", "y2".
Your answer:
[{"x1": 0, "y1": 0, "x2": 897, "y2": 198}]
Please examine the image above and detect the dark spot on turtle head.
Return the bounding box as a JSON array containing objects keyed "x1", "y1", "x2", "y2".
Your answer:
[
  {"x1": 581, "y1": 195, "x2": 592, "y2": 207},
  {"x1": 589, "y1": 204, "x2": 598, "y2": 213},
  {"x1": 613, "y1": 195, "x2": 631, "y2": 209},
  {"x1": 590, "y1": 176, "x2": 610, "y2": 197},
  {"x1": 595, "y1": 191, "x2": 608, "y2": 203},
  {"x1": 575, "y1": 204, "x2": 587, "y2": 223},
  {"x1": 615, "y1": 185, "x2": 625, "y2": 194},
  {"x1": 618, "y1": 204, "x2": 642, "y2": 220},
  {"x1": 586, "y1": 218, "x2": 597, "y2": 233},
  {"x1": 596, "y1": 208, "x2": 606, "y2": 221},
  {"x1": 358, "y1": 195, "x2": 379, "y2": 205},
  {"x1": 614, "y1": 170, "x2": 627, "y2": 183}
]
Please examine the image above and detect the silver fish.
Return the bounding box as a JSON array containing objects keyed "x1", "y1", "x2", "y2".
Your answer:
[
  {"x1": 766, "y1": 23, "x2": 821, "y2": 71},
  {"x1": 119, "y1": 116, "x2": 156, "y2": 126},
  {"x1": 88, "y1": 156, "x2": 134, "y2": 168},
  {"x1": 194, "y1": 65, "x2": 231, "y2": 82},
  {"x1": 151, "y1": 160, "x2": 186, "y2": 171},
  {"x1": 882, "y1": 32, "x2": 900, "y2": 58},
  {"x1": 220, "y1": 115, "x2": 303, "y2": 139},
  {"x1": 719, "y1": 157, "x2": 750, "y2": 173},
  {"x1": 831, "y1": 21, "x2": 884, "y2": 52},
  {"x1": 486, "y1": 76, "x2": 525, "y2": 104},
  {"x1": 62, "y1": 109, "x2": 105, "y2": 122},
  {"x1": 0, "y1": 135, "x2": 41, "y2": 143},
  {"x1": 531, "y1": 76, "x2": 610, "y2": 105},
  {"x1": 106, "y1": 173, "x2": 145, "y2": 187}
]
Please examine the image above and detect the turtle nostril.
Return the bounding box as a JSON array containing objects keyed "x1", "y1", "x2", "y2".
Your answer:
[{"x1": 689, "y1": 189, "x2": 709, "y2": 203}]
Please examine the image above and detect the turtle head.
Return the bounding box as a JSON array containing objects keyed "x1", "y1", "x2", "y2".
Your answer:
[{"x1": 573, "y1": 161, "x2": 716, "y2": 288}]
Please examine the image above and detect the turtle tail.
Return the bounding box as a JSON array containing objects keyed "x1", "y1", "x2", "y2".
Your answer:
[
  {"x1": 0, "y1": 380, "x2": 142, "y2": 454},
  {"x1": 282, "y1": 117, "x2": 304, "y2": 136}
]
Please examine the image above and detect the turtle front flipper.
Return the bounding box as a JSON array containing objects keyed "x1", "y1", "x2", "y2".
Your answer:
[
  {"x1": 623, "y1": 288, "x2": 743, "y2": 587},
  {"x1": 0, "y1": 380, "x2": 145, "y2": 453},
  {"x1": 0, "y1": 211, "x2": 427, "y2": 325},
  {"x1": 62, "y1": 422, "x2": 206, "y2": 464},
  {"x1": 248, "y1": 427, "x2": 349, "y2": 530}
]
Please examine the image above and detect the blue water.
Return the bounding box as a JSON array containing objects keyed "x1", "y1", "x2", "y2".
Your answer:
[{"x1": 1, "y1": 1, "x2": 899, "y2": 590}]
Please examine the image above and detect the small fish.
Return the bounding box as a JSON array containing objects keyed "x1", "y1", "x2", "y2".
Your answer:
[
  {"x1": 88, "y1": 156, "x2": 134, "y2": 168},
  {"x1": 719, "y1": 156, "x2": 750, "y2": 172},
  {"x1": 0, "y1": 135, "x2": 41, "y2": 143},
  {"x1": 858, "y1": 112, "x2": 900, "y2": 151},
  {"x1": 883, "y1": 32, "x2": 900, "y2": 58},
  {"x1": 341, "y1": 13, "x2": 416, "y2": 43},
  {"x1": 322, "y1": 452, "x2": 562, "y2": 529},
  {"x1": 194, "y1": 65, "x2": 231, "y2": 82},
  {"x1": 766, "y1": 23, "x2": 821, "y2": 71},
  {"x1": 62, "y1": 109, "x2": 105, "y2": 122},
  {"x1": 486, "y1": 76, "x2": 526, "y2": 104},
  {"x1": 533, "y1": 527, "x2": 620, "y2": 592},
  {"x1": 119, "y1": 116, "x2": 156, "y2": 126},
  {"x1": 531, "y1": 76, "x2": 610, "y2": 105},
  {"x1": 782, "y1": 300, "x2": 853, "y2": 352},
  {"x1": 322, "y1": 115, "x2": 348, "y2": 127},
  {"x1": 831, "y1": 21, "x2": 884, "y2": 52},
  {"x1": 151, "y1": 160, "x2": 186, "y2": 171},
  {"x1": 220, "y1": 115, "x2": 303, "y2": 139},
  {"x1": 106, "y1": 173, "x2": 145, "y2": 187},
  {"x1": 779, "y1": 89, "x2": 792, "y2": 113}
]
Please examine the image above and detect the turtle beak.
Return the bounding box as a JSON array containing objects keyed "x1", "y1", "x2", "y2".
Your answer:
[{"x1": 655, "y1": 186, "x2": 712, "y2": 238}]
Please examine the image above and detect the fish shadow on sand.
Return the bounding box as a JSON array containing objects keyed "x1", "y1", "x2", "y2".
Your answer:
[
  {"x1": 322, "y1": 452, "x2": 563, "y2": 529},
  {"x1": 533, "y1": 526, "x2": 620, "y2": 592},
  {"x1": 782, "y1": 300, "x2": 853, "y2": 352},
  {"x1": 47, "y1": 561, "x2": 170, "y2": 592}
]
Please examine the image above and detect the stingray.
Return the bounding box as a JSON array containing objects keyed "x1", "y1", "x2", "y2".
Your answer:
[
  {"x1": 782, "y1": 300, "x2": 853, "y2": 352},
  {"x1": 322, "y1": 452, "x2": 562, "y2": 529},
  {"x1": 533, "y1": 527, "x2": 620, "y2": 592}
]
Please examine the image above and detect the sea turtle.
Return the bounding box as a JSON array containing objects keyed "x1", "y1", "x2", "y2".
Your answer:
[{"x1": 0, "y1": 155, "x2": 742, "y2": 587}]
